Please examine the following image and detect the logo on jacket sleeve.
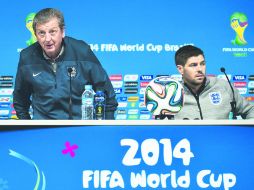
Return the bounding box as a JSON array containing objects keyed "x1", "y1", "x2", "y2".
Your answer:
[{"x1": 209, "y1": 92, "x2": 222, "y2": 105}]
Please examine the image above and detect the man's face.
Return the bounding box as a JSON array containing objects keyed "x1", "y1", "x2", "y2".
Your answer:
[
  {"x1": 177, "y1": 55, "x2": 206, "y2": 87},
  {"x1": 35, "y1": 17, "x2": 65, "y2": 59}
]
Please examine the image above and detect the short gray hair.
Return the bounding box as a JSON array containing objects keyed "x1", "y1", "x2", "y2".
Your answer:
[{"x1": 33, "y1": 8, "x2": 65, "y2": 33}]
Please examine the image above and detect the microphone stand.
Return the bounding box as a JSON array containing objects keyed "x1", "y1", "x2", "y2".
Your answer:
[
  {"x1": 220, "y1": 67, "x2": 237, "y2": 119},
  {"x1": 68, "y1": 67, "x2": 73, "y2": 120},
  {"x1": 155, "y1": 114, "x2": 174, "y2": 120}
]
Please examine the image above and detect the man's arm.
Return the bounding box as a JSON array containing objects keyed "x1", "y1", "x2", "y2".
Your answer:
[
  {"x1": 234, "y1": 87, "x2": 254, "y2": 119},
  {"x1": 85, "y1": 49, "x2": 118, "y2": 119},
  {"x1": 13, "y1": 56, "x2": 32, "y2": 119},
  {"x1": 91, "y1": 63, "x2": 118, "y2": 119}
]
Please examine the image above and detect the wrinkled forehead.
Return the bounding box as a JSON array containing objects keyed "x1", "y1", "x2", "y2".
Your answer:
[{"x1": 36, "y1": 18, "x2": 60, "y2": 30}]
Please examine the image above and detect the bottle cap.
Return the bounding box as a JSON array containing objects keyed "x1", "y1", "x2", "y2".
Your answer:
[{"x1": 85, "y1": 85, "x2": 92, "y2": 90}]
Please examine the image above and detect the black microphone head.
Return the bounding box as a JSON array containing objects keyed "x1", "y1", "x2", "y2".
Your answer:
[
  {"x1": 220, "y1": 67, "x2": 225, "y2": 73},
  {"x1": 68, "y1": 67, "x2": 73, "y2": 73}
]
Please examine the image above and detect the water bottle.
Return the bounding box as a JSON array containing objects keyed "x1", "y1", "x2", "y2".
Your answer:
[
  {"x1": 81, "y1": 85, "x2": 94, "y2": 120},
  {"x1": 94, "y1": 90, "x2": 106, "y2": 120}
]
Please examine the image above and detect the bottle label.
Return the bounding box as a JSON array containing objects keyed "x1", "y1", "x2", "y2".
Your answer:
[
  {"x1": 95, "y1": 104, "x2": 105, "y2": 119},
  {"x1": 83, "y1": 98, "x2": 93, "y2": 105},
  {"x1": 95, "y1": 96, "x2": 105, "y2": 102}
]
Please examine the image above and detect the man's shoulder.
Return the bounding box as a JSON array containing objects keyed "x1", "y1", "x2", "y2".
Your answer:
[
  {"x1": 20, "y1": 42, "x2": 42, "y2": 62},
  {"x1": 207, "y1": 76, "x2": 229, "y2": 87},
  {"x1": 63, "y1": 36, "x2": 97, "y2": 62},
  {"x1": 20, "y1": 42, "x2": 40, "y2": 55},
  {"x1": 64, "y1": 36, "x2": 90, "y2": 49}
]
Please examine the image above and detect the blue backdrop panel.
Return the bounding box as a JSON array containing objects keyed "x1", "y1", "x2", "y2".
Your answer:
[
  {"x1": 0, "y1": 0, "x2": 254, "y2": 119},
  {"x1": 0, "y1": 125, "x2": 254, "y2": 189}
]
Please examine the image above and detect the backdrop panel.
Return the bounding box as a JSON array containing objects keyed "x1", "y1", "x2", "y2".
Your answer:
[
  {"x1": 0, "y1": 124, "x2": 254, "y2": 189},
  {"x1": 0, "y1": 0, "x2": 253, "y2": 119}
]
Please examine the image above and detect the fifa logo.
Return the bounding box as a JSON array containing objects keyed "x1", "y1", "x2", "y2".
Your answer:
[
  {"x1": 25, "y1": 12, "x2": 37, "y2": 46},
  {"x1": 230, "y1": 12, "x2": 248, "y2": 46}
]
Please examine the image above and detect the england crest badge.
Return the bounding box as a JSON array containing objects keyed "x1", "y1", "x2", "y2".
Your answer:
[{"x1": 209, "y1": 92, "x2": 222, "y2": 105}]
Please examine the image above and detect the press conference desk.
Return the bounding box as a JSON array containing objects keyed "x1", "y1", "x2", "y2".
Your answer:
[
  {"x1": 0, "y1": 120, "x2": 253, "y2": 189},
  {"x1": 1, "y1": 119, "x2": 254, "y2": 127}
]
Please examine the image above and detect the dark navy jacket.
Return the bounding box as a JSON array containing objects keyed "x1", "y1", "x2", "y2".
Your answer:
[{"x1": 13, "y1": 36, "x2": 118, "y2": 119}]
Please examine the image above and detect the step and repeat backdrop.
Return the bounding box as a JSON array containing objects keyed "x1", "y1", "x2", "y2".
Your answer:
[
  {"x1": 0, "y1": 0, "x2": 254, "y2": 119},
  {"x1": 0, "y1": 1, "x2": 254, "y2": 189}
]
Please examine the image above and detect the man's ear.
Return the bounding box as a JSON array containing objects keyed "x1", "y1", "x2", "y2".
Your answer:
[
  {"x1": 177, "y1": 65, "x2": 184, "y2": 75},
  {"x1": 62, "y1": 28, "x2": 65, "y2": 38}
]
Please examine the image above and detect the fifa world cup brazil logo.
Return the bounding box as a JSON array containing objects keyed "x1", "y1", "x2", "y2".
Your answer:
[
  {"x1": 230, "y1": 12, "x2": 248, "y2": 46},
  {"x1": 26, "y1": 12, "x2": 37, "y2": 46}
]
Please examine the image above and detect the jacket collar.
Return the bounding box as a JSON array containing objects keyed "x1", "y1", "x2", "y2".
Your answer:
[{"x1": 183, "y1": 77, "x2": 208, "y2": 96}]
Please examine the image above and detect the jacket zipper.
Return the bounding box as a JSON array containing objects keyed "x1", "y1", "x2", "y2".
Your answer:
[
  {"x1": 184, "y1": 79, "x2": 206, "y2": 120},
  {"x1": 194, "y1": 94, "x2": 203, "y2": 120}
]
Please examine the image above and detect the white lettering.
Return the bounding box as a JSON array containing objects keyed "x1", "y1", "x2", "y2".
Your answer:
[
  {"x1": 121, "y1": 138, "x2": 194, "y2": 166},
  {"x1": 121, "y1": 139, "x2": 141, "y2": 166},
  {"x1": 197, "y1": 170, "x2": 236, "y2": 190},
  {"x1": 82, "y1": 170, "x2": 124, "y2": 188},
  {"x1": 101, "y1": 44, "x2": 118, "y2": 51},
  {"x1": 119, "y1": 44, "x2": 144, "y2": 52},
  {"x1": 146, "y1": 43, "x2": 163, "y2": 53},
  {"x1": 130, "y1": 170, "x2": 190, "y2": 188}
]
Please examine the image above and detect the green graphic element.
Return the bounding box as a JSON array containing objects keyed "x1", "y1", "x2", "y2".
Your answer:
[
  {"x1": 9, "y1": 149, "x2": 46, "y2": 190},
  {"x1": 26, "y1": 13, "x2": 37, "y2": 46},
  {"x1": 230, "y1": 12, "x2": 248, "y2": 46}
]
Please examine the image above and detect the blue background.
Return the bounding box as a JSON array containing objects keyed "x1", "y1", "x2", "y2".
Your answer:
[
  {"x1": 0, "y1": 0, "x2": 254, "y2": 119},
  {"x1": 1, "y1": 0, "x2": 253, "y2": 75},
  {"x1": 0, "y1": 2, "x2": 254, "y2": 189}
]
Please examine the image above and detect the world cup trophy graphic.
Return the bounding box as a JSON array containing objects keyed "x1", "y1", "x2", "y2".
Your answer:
[
  {"x1": 230, "y1": 12, "x2": 248, "y2": 46},
  {"x1": 25, "y1": 12, "x2": 37, "y2": 46}
]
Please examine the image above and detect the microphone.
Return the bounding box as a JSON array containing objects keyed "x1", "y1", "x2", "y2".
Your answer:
[
  {"x1": 220, "y1": 67, "x2": 225, "y2": 73},
  {"x1": 67, "y1": 67, "x2": 73, "y2": 119},
  {"x1": 220, "y1": 67, "x2": 237, "y2": 119}
]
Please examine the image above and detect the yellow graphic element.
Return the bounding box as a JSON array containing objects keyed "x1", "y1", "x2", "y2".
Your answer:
[
  {"x1": 128, "y1": 96, "x2": 139, "y2": 102},
  {"x1": 10, "y1": 115, "x2": 18, "y2": 120},
  {"x1": 98, "y1": 107, "x2": 102, "y2": 114},
  {"x1": 26, "y1": 12, "x2": 37, "y2": 46},
  {"x1": 231, "y1": 19, "x2": 247, "y2": 45},
  {"x1": 130, "y1": 102, "x2": 136, "y2": 107},
  {"x1": 230, "y1": 12, "x2": 248, "y2": 46}
]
